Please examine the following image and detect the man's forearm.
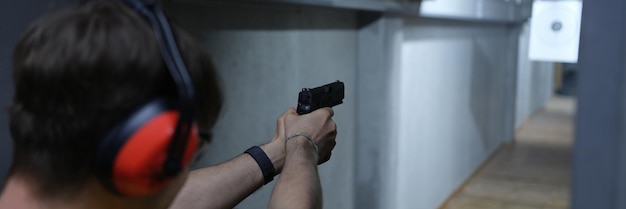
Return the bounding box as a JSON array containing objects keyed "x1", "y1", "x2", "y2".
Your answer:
[
  {"x1": 269, "y1": 137, "x2": 322, "y2": 209},
  {"x1": 169, "y1": 142, "x2": 284, "y2": 209},
  {"x1": 169, "y1": 107, "x2": 334, "y2": 209}
]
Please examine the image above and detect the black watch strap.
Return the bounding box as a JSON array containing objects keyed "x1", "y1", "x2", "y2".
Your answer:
[{"x1": 244, "y1": 146, "x2": 275, "y2": 184}]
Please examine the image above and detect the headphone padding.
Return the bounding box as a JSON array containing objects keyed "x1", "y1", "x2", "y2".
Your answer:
[
  {"x1": 113, "y1": 111, "x2": 197, "y2": 196},
  {"x1": 96, "y1": 99, "x2": 199, "y2": 196}
]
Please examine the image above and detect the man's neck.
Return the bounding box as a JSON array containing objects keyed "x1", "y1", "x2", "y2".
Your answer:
[
  {"x1": 0, "y1": 175, "x2": 156, "y2": 209},
  {"x1": 0, "y1": 176, "x2": 40, "y2": 208}
]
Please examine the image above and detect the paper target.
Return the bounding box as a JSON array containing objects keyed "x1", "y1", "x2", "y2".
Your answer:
[
  {"x1": 528, "y1": 1, "x2": 583, "y2": 63},
  {"x1": 534, "y1": 4, "x2": 579, "y2": 46}
]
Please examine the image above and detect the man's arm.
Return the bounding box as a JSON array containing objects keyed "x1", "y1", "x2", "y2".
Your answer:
[
  {"x1": 269, "y1": 137, "x2": 322, "y2": 209},
  {"x1": 169, "y1": 140, "x2": 284, "y2": 209},
  {"x1": 269, "y1": 107, "x2": 337, "y2": 209},
  {"x1": 168, "y1": 108, "x2": 290, "y2": 209},
  {"x1": 169, "y1": 107, "x2": 336, "y2": 209}
]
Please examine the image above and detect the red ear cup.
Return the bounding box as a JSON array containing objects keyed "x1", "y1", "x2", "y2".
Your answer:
[
  {"x1": 96, "y1": 99, "x2": 199, "y2": 197},
  {"x1": 110, "y1": 111, "x2": 199, "y2": 197}
]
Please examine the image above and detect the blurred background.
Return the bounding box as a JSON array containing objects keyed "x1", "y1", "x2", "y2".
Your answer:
[{"x1": 1, "y1": 0, "x2": 623, "y2": 209}]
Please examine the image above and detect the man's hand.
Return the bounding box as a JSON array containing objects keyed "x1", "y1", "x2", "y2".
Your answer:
[
  {"x1": 282, "y1": 107, "x2": 337, "y2": 164},
  {"x1": 259, "y1": 108, "x2": 290, "y2": 174},
  {"x1": 262, "y1": 107, "x2": 337, "y2": 173}
]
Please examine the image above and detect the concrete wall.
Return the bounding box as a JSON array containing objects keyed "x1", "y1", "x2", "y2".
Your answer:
[
  {"x1": 355, "y1": 15, "x2": 404, "y2": 209},
  {"x1": 572, "y1": 1, "x2": 626, "y2": 208},
  {"x1": 167, "y1": 3, "x2": 357, "y2": 209},
  {"x1": 356, "y1": 15, "x2": 522, "y2": 209},
  {"x1": 515, "y1": 22, "x2": 554, "y2": 128},
  {"x1": 391, "y1": 18, "x2": 520, "y2": 209}
]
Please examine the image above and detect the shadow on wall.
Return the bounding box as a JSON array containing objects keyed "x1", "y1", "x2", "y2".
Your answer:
[
  {"x1": 556, "y1": 63, "x2": 577, "y2": 96},
  {"x1": 470, "y1": 39, "x2": 494, "y2": 150}
]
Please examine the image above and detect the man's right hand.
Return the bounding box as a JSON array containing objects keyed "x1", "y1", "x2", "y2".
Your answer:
[{"x1": 282, "y1": 107, "x2": 337, "y2": 164}]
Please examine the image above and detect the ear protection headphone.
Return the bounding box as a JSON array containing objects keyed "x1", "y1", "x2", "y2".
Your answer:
[{"x1": 95, "y1": 0, "x2": 199, "y2": 196}]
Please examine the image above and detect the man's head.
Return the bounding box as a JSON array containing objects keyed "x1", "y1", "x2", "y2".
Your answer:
[{"x1": 8, "y1": 0, "x2": 222, "y2": 202}]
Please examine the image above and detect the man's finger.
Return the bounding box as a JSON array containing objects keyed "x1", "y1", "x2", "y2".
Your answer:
[
  {"x1": 276, "y1": 116, "x2": 285, "y2": 137},
  {"x1": 280, "y1": 107, "x2": 297, "y2": 119},
  {"x1": 285, "y1": 107, "x2": 298, "y2": 115},
  {"x1": 319, "y1": 107, "x2": 334, "y2": 118}
]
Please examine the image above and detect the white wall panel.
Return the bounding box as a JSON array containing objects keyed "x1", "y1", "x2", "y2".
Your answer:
[{"x1": 395, "y1": 18, "x2": 518, "y2": 209}]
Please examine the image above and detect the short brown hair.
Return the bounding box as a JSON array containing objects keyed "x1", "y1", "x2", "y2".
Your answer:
[{"x1": 9, "y1": 0, "x2": 222, "y2": 196}]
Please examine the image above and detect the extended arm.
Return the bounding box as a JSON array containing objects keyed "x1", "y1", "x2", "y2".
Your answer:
[
  {"x1": 168, "y1": 108, "x2": 290, "y2": 209},
  {"x1": 168, "y1": 140, "x2": 284, "y2": 209},
  {"x1": 169, "y1": 108, "x2": 336, "y2": 209},
  {"x1": 269, "y1": 108, "x2": 337, "y2": 209},
  {"x1": 269, "y1": 137, "x2": 322, "y2": 209}
]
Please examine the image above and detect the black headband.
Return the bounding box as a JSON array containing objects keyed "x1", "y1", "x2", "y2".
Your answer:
[{"x1": 123, "y1": 0, "x2": 196, "y2": 175}]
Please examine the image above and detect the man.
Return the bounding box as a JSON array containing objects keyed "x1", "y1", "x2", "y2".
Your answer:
[{"x1": 0, "y1": 1, "x2": 338, "y2": 208}]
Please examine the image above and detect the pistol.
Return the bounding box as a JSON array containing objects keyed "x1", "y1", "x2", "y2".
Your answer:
[{"x1": 297, "y1": 81, "x2": 345, "y2": 115}]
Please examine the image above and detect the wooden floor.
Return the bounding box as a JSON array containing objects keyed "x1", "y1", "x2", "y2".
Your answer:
[{"x1": 441, "y1": 97, "x2": 575, "y2": 209}]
